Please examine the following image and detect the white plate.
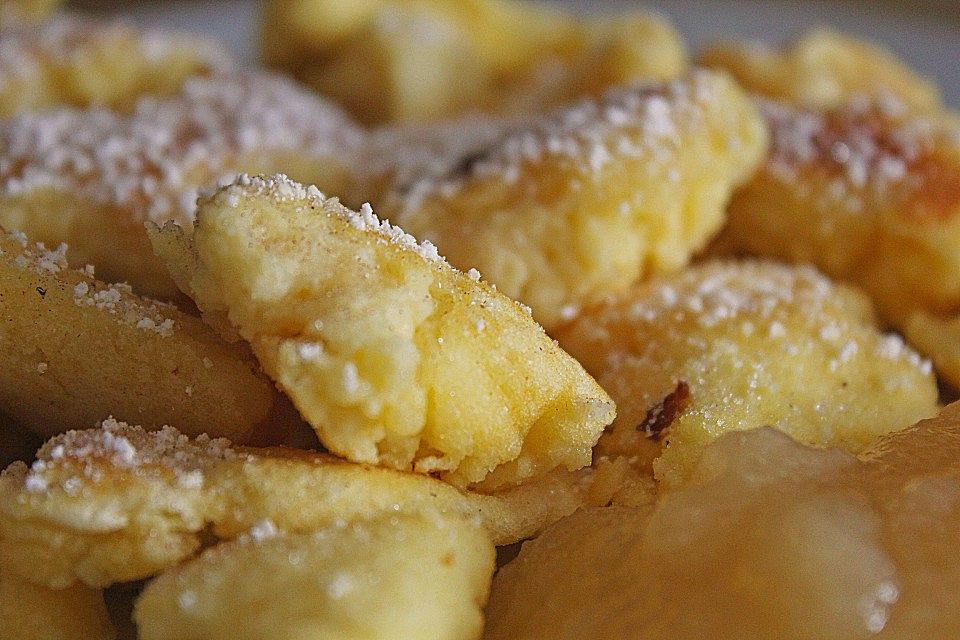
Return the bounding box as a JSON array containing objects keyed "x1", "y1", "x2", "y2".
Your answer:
[{"x1": 76, "y1": 0, "x2": 960, "y2": 107}]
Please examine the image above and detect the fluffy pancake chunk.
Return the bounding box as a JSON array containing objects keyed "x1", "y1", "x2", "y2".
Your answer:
[
  {"x1": 0, "y1": 14, "x2": 231, "y2": 116},
  {"x1": 0, "y1": 420, "x2": 609, "y2": 589},
  {"x1": 0, "y1": 72, "x2": 364, "y2": 299},
  {"x1": 485, "y1": 402, "x2": 960, "y2": 639},
  {"x1": 700, "y1": 28, "x2": 941, "y2": 112},
  {"x1": 556, "y1": 261, "x2": 937, "y2": 486},
  {"x1": 135, "y1": 513, "x2": 493, "y2": 640},
  {"x1": 150, "y1": 173, "x2": 614, "y2": 489},
  {"x1": 713, "y1": 96, "x2": 960, "y2": 327},
  {"x1": 373, "y1": 71, "x2": 768, "y2": 329},
  {"x1": 0, "y1": 228, "x2": 300, "y2": 443}
]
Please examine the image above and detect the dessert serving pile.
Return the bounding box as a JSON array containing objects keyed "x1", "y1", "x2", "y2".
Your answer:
[{"x1": 1, "y1": 0, "x2": 960, "y2": 638}]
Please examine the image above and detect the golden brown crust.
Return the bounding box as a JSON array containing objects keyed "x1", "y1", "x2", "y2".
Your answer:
[
  {"x1": 715, "y1": 96, "x2": 960, "y2": 325},
  {"x1": 0, "y1": 228, "x2": 303, "y2": 443}
]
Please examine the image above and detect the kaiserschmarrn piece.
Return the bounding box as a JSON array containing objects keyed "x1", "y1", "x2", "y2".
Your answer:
[
  {"x1": 485, "y1": 402, "x2": 960, "y2": 639},
  {"x1": 0, "y1": 420, "x2": 610, "y2": 589},
  {"x1": 0, "y1": 14, "x2": 232, "y2": 116},
  {"x1": 0, "y1": 72, "x2": 364, "y2": 299},
  {"x1": 261, "y1": 0, "x2": 685, "y2": 124},
  {"x1": 135, "y1": 513, "x2": 494, "y2": 640},
  {"x1": 700, "y1": 28, "x2": 941, "y2": 112},
  {"x1": 0, "y1": 566, "x2": 115, "y2": 640},
  {"x1": 556, "y1": 261, "x2": 938, "y2": 486},
  {"x1": 150, "y1": 174, "x2": 615, "y2": 489},
  {"x1": 713, "y1": 96, "x2": 960, "y2": 328},
  {"x1": 0, "y1": 229, "x2": 303, "y2": 443},
  {"x1": 371, "y1": 71, "x2": 768, "y2": 329}
]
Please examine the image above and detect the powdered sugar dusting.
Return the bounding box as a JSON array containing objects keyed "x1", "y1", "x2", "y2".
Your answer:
[
  {"x1": 22, "y1": 418, "x2": 237, "y2": 493},
  {"x1": 0, "y1": 72, "x2": 363, "y2": 224},
  {"x1": 4, "y1": 235, "x2": 69, "y2": 274},
  {"x1": 217, "y1": 174, "x2": 444, "y2": 263},
  {"x1": 581, "y1": 261, "x2": 932, "y2": 381},
  {"x1": 385, "y1": 71, "x2": 729, "y2": 215},
  {"x1": 761, "y1": 94, "x2": 958, "y2": 216},
  {"x1": 2, "y1": 229, "x2": 177, "y2": 337}
]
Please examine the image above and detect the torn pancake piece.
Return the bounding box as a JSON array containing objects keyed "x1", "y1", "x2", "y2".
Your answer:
[
  {"x1": 135, "y1": 513, "x2": 493, "y2": 640},
  {"x1": 374, "y1": 70, "x2": 768, "y2": 329},
  {"x1": 0, "y1": 228, "x2": 300, "y2": 443},
  {"x1": 0, "y1": 420, "x2": 609, "y2": 590},
  {"x1": 150, "y1": 173, "x2": 614, "y2": 489},
  {"x1": 557, "y1": 261, "x2": 938, "y2": 486},
  {"x1": 712, "y1": 95, "x2": 960, "y2": 328}
]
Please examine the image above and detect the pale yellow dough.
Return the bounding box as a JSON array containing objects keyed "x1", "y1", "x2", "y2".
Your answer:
[
  {"x1": 150, "y1": 173, "x2": 614, "y2": 489},
  {"x1": 556, "y1": 260, "x2": 938, "y2": 486},
  {"x1": 135, "y1": 513, "x2": 494, "y2": 640},
  {"x1": 372, "y1": 71, "x2": 768, "y2": 330}
]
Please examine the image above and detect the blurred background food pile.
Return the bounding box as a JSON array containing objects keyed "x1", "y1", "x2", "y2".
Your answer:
[{"x1": 2, "y1": 0, "x2": 960, "y2": 639}]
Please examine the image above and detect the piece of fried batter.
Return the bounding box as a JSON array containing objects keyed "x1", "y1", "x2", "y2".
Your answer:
[
  {"x1": 0, "y1": 566, "x2": 115, "y2": 640},
  {"x1": 150, "y1": 173, "x2": 614, "y2": 489},
  {"x1": 485, "y1": 402, "x2": 960, "y2": 640},
  {"x1": 369, "y1": 71, "x2": 767, "y2": 330},
  {"x1": 712, "y1": 96, "x2": 960, "y2": 329},
  {"x1": 700, "y1": 28, "x2": 941, "y2": 112},
  {"x1": 0, "y1": 14, "x2": 232, "y2": 117},
  {"x1": 135, "y1": 513, "x2": 494, "y2": 640},
  {"x1": 0, "y1": 72, "x2": 364, "y2": 300},
  {"x1": 0, "y1": 229, "x2": 303, "y2": 443},
  {"x1": 261, "y1": 0, "x2": 685, "y2": 124},
  {"x1": 556, "y1": 261, "x2": 938, "y2": 486},
  {"x1": 0, "y1": 420, "x2": 611, "y2": 589}
]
